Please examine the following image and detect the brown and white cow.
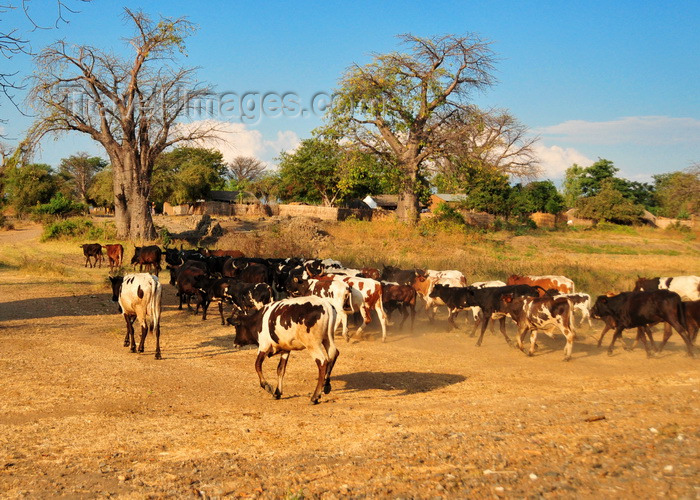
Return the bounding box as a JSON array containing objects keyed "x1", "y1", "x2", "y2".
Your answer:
[
  {"x1": 500, "y1": 294, "x2": 576, "y2": 361},
  {"x1": 334, "y1": 276, "x2": 388, "y2": 342},
  {"x1": 286, "y1": 277, "x2": 353, "y2": 339},
  {"x1": 229, "y1": 296, "x2": 339, "y2": 404},
  {"x1": 507, "y1": 274, "x2": 575, "y2": 295}
]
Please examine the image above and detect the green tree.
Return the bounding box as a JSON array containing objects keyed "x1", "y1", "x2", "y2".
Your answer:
[
  {"x1": 277, "y1": 138, "x2": 343, "y2": 206},
  {"x1": 562, "y1": 163, "x2": 586, "y2": 208},
  {"x1": 522, "y1": 180, "x2": 565, "y2": 214},
  {"x1": 575, "y1": 179, "x2": 644, "y2": 224},
  {"x1": 461, "y1": 169, "x2": 512, "y2": 216},
  {"x1": 653, "y1": 165, "x2": 700, "y2": 218},
  {"x1": 58, "y1": 153, "x2": 107, "y2": 204},
  {"x1": 152, "y1": 147, "x2": 228, "y2": 205},
  {"x1": 5, "y1": 163, "x2": 59, "y2": 214},
  {"x1": 88, "y1": 167, "x2": 115, "y2": 209},
  {"x1": 324, "y1": 34, "x2": 540, "y2": 222}
]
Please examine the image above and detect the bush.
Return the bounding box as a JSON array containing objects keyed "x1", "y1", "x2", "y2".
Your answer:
[
  {"x1": 432, "y1": 203, "x2": 466, "y2": 225},
  {"x1": 41, "y1": 217, "x2": 116, "y2": 241},
  {"x1": 34, "y1": 193, "x2": 87, "y2": 218},
  {"x1": 159, "y1": 227, "x2": 173, "y2": 247}
]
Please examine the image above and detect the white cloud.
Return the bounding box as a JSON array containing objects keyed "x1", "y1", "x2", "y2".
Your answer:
[
  {"x1": 176, "y1": 120, "x2": 299, "y2": 167},
  {"x1": 535, "y1": 116, "x2": 700, "y2": 146},
  {"x1": 533, "y1": 143, "x2": 592, "y2": 179}
]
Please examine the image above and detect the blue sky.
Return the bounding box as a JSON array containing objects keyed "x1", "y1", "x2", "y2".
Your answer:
[{"x1": 1, "y1": 0, "x2": 699, "y2": 183}]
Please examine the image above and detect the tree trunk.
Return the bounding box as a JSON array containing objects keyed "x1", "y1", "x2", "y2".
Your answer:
[
  {"x1": 110, "y1": 152, "x2": 157, "y2": 241},
  {"x1": 396, "y1": 159, "x2": 420, "y2": 223}
]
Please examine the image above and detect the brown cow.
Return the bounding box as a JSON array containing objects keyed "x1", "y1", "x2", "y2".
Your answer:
[
  {"x1": 104, "y1": 244, "x2": 124, "y2": 271},
  {"x1": 198, "y1": 248, "x2": 245, "y2": 259},
  {"x1": 507, "y1": 274, "x2": 575, "y2": 295}
]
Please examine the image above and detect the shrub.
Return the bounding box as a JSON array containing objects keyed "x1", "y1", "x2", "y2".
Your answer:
[
  {"x1": 34, "y1": 193, "x2": 87, "y2": 218},
  {"x1": 41, "y1": 217, "x2": 116, "y2": 241},
  {"x1": 159, "y1": 227, "x2": 173, "y2": 247}
]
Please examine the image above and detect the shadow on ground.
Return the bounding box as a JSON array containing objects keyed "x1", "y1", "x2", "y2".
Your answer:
[{"x1": 334, "y1": 371, "x2": 466, "y2": 396}]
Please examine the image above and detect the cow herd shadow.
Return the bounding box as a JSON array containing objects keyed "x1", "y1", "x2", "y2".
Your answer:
[{"x1": 334, "y1": 371, "x2": 466, "y2": 396}]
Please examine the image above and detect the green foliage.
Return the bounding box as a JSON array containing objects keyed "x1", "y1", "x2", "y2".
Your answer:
[
  {"x1": 152, "y1": 147, "x2": 228, "y2": 205},
  {"x1": 277, "y1": 137, "x2": 398, "y2": 206},
  {"x1": 33, "y1": 193, "x2": 87, "y2": 217},
  {"x1": 563, "y1": 158, "x2": 657, "y2": 212},
  {"x1": 460, "y1": 168, "x2": 512, "y2": 215},
  {"x1": 652, "y1": 166, "x2": 700, "y2": 218},
  {"x1": 432, "y1": 202, "x2": 466, "y2": 225},
  {"x1": 87, "y1": 167, "x2": 114, "y2": 208},
  {"x1": 41, "y1": 217, "x2": 116, "y2": 241},
  {"x1": 575, "y1": 179, "x2": 645, "y2": 224},
  {"x1": 159, "y1": 227, "x2": 173, "y2": 247},
  {"x1": 4, "y1": 163, "x2": 60, "y2": 215}
]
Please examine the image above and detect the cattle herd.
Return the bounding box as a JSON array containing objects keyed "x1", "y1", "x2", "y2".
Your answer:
[{"x1": 81, "y1": 242, "x2": 699, "y2": 404}]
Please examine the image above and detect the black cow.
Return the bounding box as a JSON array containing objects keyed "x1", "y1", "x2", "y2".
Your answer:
[
  {"x1": 80, "y1": 243, "x2": 103, "y2": 268},
  {"x1": 591, "y1": 290, "x2": 694, "y2": 357},
  {"x1": 223, "y1": 258, "x2": 271, "y2": 285},
  {"x1": 173, "y1": 263, "x2": 207, "y2": 311},
  {"x1": 428, "y1": 284, "x2": 476, "y2": 331},
  {"x1": 131, "y1": 245, "x2": 162, "y2": 276}
]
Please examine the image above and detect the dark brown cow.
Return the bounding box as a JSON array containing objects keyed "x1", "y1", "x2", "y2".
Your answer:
[
  {"x1": 360, "y1": 267, "x2": 381, "y2": 280},
  {"x1": 382, "y1": 282, "x2": 417, "y2": 330},
  {"x1": 80, "y1": 243, "x2": 103, "y2": 268},
  {"x1": 131, "y1": 246, "x2": 162, "y2": 276},
  {"x1": 199, "y1": 248, "x2": 245, "y2": 259},
  {"x1": 591, "y1": 290, "x2": 694, "y2": 357},
  {"x1": 507, "y1": 274, "x2": 575, "y2": 295},
  {"x1": 104, "y1": 244, "x2": 124, "y2": 271}
]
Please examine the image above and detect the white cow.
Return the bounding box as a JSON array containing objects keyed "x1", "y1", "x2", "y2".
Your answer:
[{"x1": 634, "y1": 276, "x2": 700, "y2": 301}]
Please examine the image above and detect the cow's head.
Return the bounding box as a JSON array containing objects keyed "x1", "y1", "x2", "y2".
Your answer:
[
  {"x1": 130, "y1": 247, "x2": 142, "y2": 265},
  {"x1": 286, "y1": 275, "x2": 309, "y2": 297},
  {"x1": 590, "y1": 296, "x2": 611, "y2": 319},
  {"x1": 227, "y1": 308, "x2": 264, "y2": 347},
  {"x1": 164, "y1": 248, "x2": 183, "y2": 266},
  {"x1": 108, "y1": 276, "x2": 124, "y2": 313}
]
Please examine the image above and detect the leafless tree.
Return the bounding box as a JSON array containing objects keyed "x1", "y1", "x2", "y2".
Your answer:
[
  {"x1": 228, "y1": 156, "x2": 267, "y2": 183},
  {"x1": 27, "y1": 8, "x2": 218, "y2": 239}
]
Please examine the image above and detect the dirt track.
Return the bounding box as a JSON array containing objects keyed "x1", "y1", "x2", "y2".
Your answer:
[{"x1": 0, "y1": 229, "x2": 698, "y2": 498}]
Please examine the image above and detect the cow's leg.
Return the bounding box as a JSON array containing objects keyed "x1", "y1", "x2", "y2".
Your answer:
[
  {"x1": 633, "y1": 326, "x2": 653, "y2": 358},
  {"x1": 255, "y1": 351, "x2": 274, "y2": 395},
  {"x1": 596, "y1": 323, "x2": 612, "y2": 348},
  {"x1": 607, "y1": 327, "x2": 625, "y2": 356},
  {"x1": 218, "y1": 301, "x2": 226, "y2": 325},
  {"x1": 123, "y1": 316, "x2": 132, "y2": 347},
  {"x1": 516, "y1": 325, "x2": 528, "y2": 352},
  {"x1": 273, "y1": 351, "x2": 290, "y2": 399},
  {"x1": 153, "y1": 323, "x2": 161, "y2": 360},
  {"x1": 447, "y1": 309, "x2": 459, "y2": 331},
  {"x1": 471, "y1": 311, "x2": 484, "y2": 337},
  {"x1": 311, "y1": 358, "x2": 328, "y2": 404},
  {"x1": 124, "y1": 315, "x2": 137, "y2": 352},
  {"x1": 84, "y1": 255, "x2": 88, "y2": 267},
  {"x1": 528, "y1": 330, "x2": 538, "y2": 356},
  {"x1": 563, "y1": 329, "x2": 574, "y2": 361},
  {"x1": 355, "y1": 307, "x2": 371, "y2": 339},
  {"x1": 137, "y1": 321, "x2": 148, "y2": 353},
  {"x1": 664, "y1": 318, "x2": 695, "y2": 357},
  {"x1": 376, "y1": 303, "x2": 388, "y2": 342},
  {"x1": 498, "y1": 316, "x2": 508, "y2": 339},
  {"x1": 324, "y1": 343, "x2": 340, "y2": 395},
  {"x1": 409, "y1": 303, "x2": 416, "y2": 331},
  {"x1": 475, "y1": 311, "x2": 492, "y2": 346}
]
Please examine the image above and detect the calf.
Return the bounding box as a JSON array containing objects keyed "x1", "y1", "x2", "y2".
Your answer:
[
  {"x1": 104, "y1": 244, "x2": 124, "y2": 271},
  {"x1": 382, "y1": 282, "x2": 417, "y2": 330},
  {"x1": 109, "y1": 273, "x2": 163, "y2": 359},
  {"x1": 634, "y1": 276, "x2": 700, "y2": 301},
  {"x1": 131, "y1": 245, "x2": 162, "y2": 276},
  {"x1": 381, "y1": 265, "x2": 422, "y2": 286},
  {"x1": 557, "y1": 293, "x2": 593, "y2": 328},
  {"x1": 80, "y1": 243, "x2": 103, "y2": 268},
  {"x1": 500, "y1": 294, "x2": 576, "y2": 361},
  {"x1": 591, "y1": 290, "x2": 694, "y2": 357},
  {"x1": 507, "y1": 274, "x2": 575, "y2": 295},
  {"x1": 229, "y1": 296, "x2": 339, "y2": 404}
]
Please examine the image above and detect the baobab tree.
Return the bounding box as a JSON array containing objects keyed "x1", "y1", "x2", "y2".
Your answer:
[
  {"x1": 325, "y1": 33, "x2": 539, "y2": 222},
  {"x1": 28, "y1": 9, "x2": 217, "y2": 239}
]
